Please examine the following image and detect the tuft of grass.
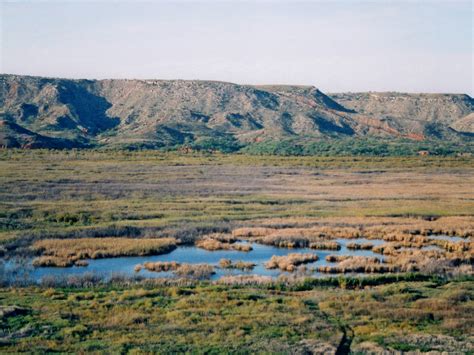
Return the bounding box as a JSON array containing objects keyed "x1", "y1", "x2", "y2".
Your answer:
[
  {"x1": 218, "y1": 258, "x2": 256, "y2": 270},
  {"x1": 265, "y1": 253, "x2": 318, "y2": 272},
  {"x1": 173, "y1": 264, "x2": 215, "y2": 279},
  {"x1": 140, "y1": 261, "x2": 180, "y2": 272},
  {"x1": 196, "y1": 238, "x2": 252, "y2": 252}
]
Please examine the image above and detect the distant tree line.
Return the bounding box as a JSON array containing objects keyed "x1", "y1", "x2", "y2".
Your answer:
[{"x1": 174, "y1": 136, "x2": 474, "y2": 156}]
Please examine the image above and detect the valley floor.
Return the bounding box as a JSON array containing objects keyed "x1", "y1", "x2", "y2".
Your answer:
[
  {"x1": 0, "y1": 150, "x2": 473, "y2": 353},
  {"x1": 1, "y1": 277, "x2": 473, "y2": 353}
]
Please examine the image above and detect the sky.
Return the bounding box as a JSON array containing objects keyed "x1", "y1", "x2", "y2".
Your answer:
[{"x1": 1, "y1": 0, "x2": 472, "y2": 94}]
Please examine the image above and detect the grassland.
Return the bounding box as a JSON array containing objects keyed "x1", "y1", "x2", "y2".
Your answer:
[
  {"x1": 1, "y1": 150, "x2": 473, "y2": 247},
  {"x1": 0, "y1": 149, "x2": 473, "y2": 352},
  {"x1": 0, "y1": 277, "x2": 473, "y2": 352}
]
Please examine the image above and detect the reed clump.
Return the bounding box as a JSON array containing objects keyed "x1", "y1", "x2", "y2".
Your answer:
[
  {"x1": 232, "y1": 227, "x2": 275, "y2": 237},
  {"x1": 140, "y1": 261, "x2": 181, "y2": 272},
  {"x1": 265, "y1": 253, "x2": 318, "y2": 272},
  {"x1": 258, "y1": 235, "x2": 309, "y2": 248},
  {"x1": 239, "y1": 217, "x2": 473, "y2": 245},
  {"x1": 33, "y1": 256, "x2": 77, "y2": 267},
  {"x1": 205, "y1": 233, "x2": 238, "y2": 243},
  {"x1": 32, "y1": 237, "x2": 177, "y2": 267},
  {"x1": 317, "y1": 256, "x2": 392, "y2": 274},
  {"x1": 196, "y1": 238, "x2": 252, "y2": 252},
  {"x1": 372, "y1": 243, "x2": 399, "y2": 256},
  {"x1": 432, "y1": 240, "x2": 473, "y2": 253},
  {"x1": 218, "y1": 258, "x2": 256, "y2": 270},
  {"x1": 232, "y1": 244, "x2": 253, "y2": 252},
  {"x1": 325, "y1": 255, "x2": 351, "y2": 263},
  {"x1": 309, "y1": 241, "x2": 341, "y2": 250},
  {"x1": 382, "y1": 233, "x2": 429, "y2": 244},
  {"x1": 173, "y1": 264, "x2": 215, "y2": 279},
  {"x1": 346, "y1": 242, "x2": 374, "y2": 250}
]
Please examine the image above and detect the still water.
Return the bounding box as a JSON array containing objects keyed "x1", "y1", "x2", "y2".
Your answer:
[{"x1": 9, "y1": 238, "x2": 388, "y2": 281}]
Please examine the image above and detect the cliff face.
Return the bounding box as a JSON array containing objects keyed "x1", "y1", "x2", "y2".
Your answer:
[
  {"x1": 0, "y1": 74, "x2": 472, "y2": 148},
  {"x1": 330, "y1": 92, "x2": 474, "y2": 138}
]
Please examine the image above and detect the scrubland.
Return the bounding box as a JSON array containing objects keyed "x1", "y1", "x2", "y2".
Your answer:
[
  {"x1": 0, "y1": 150, "x2": 473, "y2": 352},
  {"x1": 0, "y1": 276, "x2": 472, "y2": 352}
]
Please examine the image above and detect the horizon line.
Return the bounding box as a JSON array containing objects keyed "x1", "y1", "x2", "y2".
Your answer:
[{"x1": 1, "y1": 72, "x2": 471, "y2": 96}]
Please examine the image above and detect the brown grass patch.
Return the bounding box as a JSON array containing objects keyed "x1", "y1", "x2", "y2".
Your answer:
[
  {"x1": 218, "y1": 258, "x2": 255, "y2": 270},
  {"x1": 265, "y1": 253, "x2": 318, "y2": 272},
  {"x1": 140, "y1": 261, "x2": 181, "y2": 272},
  {"x1": 317, "y1": 256, "x2": 392, "y2": 274},
  {"x1": 32, "y1": 237, "x2": 177, "y2": 267},
  {"x1": 173, "y1": 264, "x2": 215, "y2": 279},
  {"x1": 346, "y1": 242, "x2": 374, "y2": 250},
  {"x1": 196, "y1": 238, "x2": 252, "y2": 252},
  {"x1": 309, "y1": 241, "x2": 341, "y2": 250},
  {"x1": 204, "y1": 233, "x2": 238, "y2": 243}
]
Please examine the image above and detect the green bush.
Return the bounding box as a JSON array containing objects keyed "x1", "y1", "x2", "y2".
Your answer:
[{"x1": 242, "y1": 137, "x2": 473, "y2": 157}]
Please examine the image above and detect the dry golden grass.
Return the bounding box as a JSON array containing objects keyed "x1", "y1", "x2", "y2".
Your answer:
[
  {"x1": 260, "y1": 235, "x2": 309, "y2": 248},
  {"x1": 232, "y1": 227, "x2": 275, "y2": 237},
  {"x1": 325, "y1": 255, "x2": 364, "y2": 263},
  {"x1": 228, "y1": 215, "x2": 473, "y2": 275},
  {"x1": 369, "y1": 243, "x2": 473, "y2": 274},
  {"x1": 196, "y1": 238, "x2": 252, "y2": 252},
  {"x1": 239, "y1": 216, "x2": 474, "y2": 240},
  {"x1": 139, "y1": 261, "x2": 180, "y2": 272},
  {"x1": 229, "y1": 218, "x2": 473, "y2": 268},
  {"x1": 346, "y1": 242, "x2": 374, "y2": 250},
  {"x1": 173, "y1": 264, "x2": 215, "y2": 279},
  {"x1": 319, "y1": 245, "x2": 471, "y2": 274},
  {"x1": 309, "y1": 241, "x2": 341, "y2": 250},
  {"x1": 317, "y1": 256, "x2": 392, "y2": 274},
  {"x1": 32, "y1": 237, "x2": 177, "y2": 267},
  {"x1": 265, "y1": 253, "x2": 318, "y2": 272},
  {"x1": 32, "y1": 256, "x2": 77, "y2": 267},
  {"x1": 431, "y1": 240, "x2": 473, "y2": 252},
  {"x1": 204, "y1": 233, "x2": 238, "y2": 243},
  {"x1": 218, "y1": 258, "x2": 256, "y2": 270}
]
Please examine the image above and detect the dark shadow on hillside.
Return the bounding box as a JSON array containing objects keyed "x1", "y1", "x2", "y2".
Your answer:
[
  {"x1": 0, "y1": 120, "x2": 87, "y2": 149},
  {"x1": 57, "y1": 81, "x2": 120, "y2": 134},
  {"x1": 311, "y1": 115, "x2": 355, "y2": 135}
]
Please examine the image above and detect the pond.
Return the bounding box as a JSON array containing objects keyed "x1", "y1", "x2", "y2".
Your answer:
[{"x1": 4, "y1": 238, "x2": 387, "y2": 282}]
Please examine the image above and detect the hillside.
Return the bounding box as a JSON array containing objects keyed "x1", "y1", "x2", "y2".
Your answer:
[
  {"x1": 0, "y1": 74, "x2": 473, "y2": 149},
  {"x1": 331, "y1": 92, "x2": 474, "y2": 138}
]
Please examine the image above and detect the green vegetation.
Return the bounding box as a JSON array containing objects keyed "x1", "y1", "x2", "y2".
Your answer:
[
  {"x1": 1, "y1": 150, "x2": 472, "y2": 247},
  {"x1": 189, "y1": 135, "x2": 243, "y2": 153},
  {"x1": 103, "y1": 136, "x2": 474, "y2": 156},
  {"x1": 241, "y1": 137, "x2": 474, "y2": 156},
  {"x1": 0, "y1": 150, "x2": 473, "y2": 352},
  {"x1": 0, "y1": 277, "x2": 472, "y2": 352}
]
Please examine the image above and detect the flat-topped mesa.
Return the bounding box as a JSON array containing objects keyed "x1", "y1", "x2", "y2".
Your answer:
[{"x1": 1, "y1": 74, "x2": 472, "y2": 149}]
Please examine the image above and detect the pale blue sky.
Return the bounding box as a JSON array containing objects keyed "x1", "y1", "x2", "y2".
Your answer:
[{"x1": 1, "y1": 1, "x2": 472, "y2": 94}]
